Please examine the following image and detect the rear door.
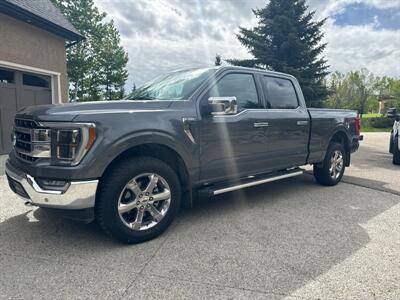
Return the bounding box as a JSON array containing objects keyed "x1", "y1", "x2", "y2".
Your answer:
[
  {"x1": 260, "y1": 75, "x2": 310, "y2": 169},
  {"x1": 198, "y1": 71, "x2": 271, "y2": 183}
]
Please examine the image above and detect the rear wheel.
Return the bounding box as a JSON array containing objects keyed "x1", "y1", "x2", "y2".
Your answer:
[
  {"x1": 95, "y1": 157, "x2": 181, "y2": 244},
  {"x1": 389, "y1": 132, "x2": 394, "y2": 154},
  {"x1": 393, "y1": 137, "x2": 400, "y2": 165},
  {"x1": 314, "y1": 143, "x2": 346, "y2": 186}
]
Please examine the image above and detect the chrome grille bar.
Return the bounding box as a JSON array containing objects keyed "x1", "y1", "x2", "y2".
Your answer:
[{"x1": 14, "y1": 118, "x2": 51, "y2": 163}]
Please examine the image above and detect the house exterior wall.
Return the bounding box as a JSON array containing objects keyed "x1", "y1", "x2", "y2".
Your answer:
[{"x1": 0, "y1": 13, "x2": 68, "y2": 102}]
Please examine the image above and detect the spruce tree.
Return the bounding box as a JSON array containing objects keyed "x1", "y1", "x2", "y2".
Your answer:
[
  {"x1": 227, "y1": 0, "x2": 329, "y2": 106},
  {"x1": 215, "y1": 54, "x2": 222, "y2": 66}
]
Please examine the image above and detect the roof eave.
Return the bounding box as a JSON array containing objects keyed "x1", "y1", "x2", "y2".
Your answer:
[{"x1": 0, "y1": 2, "x2": 85, "y2": 43}]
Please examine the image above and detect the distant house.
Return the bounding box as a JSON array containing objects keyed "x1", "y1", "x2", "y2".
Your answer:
[{"x1": 0, "y1": 0, "x2": 83, "y2": 154}]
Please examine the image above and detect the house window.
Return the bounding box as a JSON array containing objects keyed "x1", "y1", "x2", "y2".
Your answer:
[
  {"x1": 23, "y1": 73, "x2": 50, "y2": 88},
  {"x1": 0, "y1": 69, "x2": 15, "y2": 84}
]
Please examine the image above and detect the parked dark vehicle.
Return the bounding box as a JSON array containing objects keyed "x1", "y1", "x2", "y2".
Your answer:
[
  {"x1": 388, "y1": 108, "x2": 400, "y2": 165},
  {"x1": 6, "y1": 67, "x2": 363, "y2": 243}
]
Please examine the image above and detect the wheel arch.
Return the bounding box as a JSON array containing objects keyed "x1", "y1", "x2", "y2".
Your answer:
[
  {"x1": 99, "y1": 134, "x2": 195, "y2": 208},
  {"x1": 328, "y1": 129, "x2": 351, "y2": 166}
]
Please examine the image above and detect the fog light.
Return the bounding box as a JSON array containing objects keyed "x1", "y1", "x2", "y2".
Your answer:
[{"x1": 36, "y1": 178, "x2": 69, "y2": 191}]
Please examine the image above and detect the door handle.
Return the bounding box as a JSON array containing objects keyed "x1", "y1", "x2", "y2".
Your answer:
[
  {"x1": 254, "y1": 122, "x2": 269, "y2": 128},
  {"x1": 297, "y1": 121, "x2": 308, "y2": 126}
]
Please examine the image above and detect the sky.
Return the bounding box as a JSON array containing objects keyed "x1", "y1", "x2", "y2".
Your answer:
[{"x1": 93, "y1": 0, "x2": 400, "y2": 88}]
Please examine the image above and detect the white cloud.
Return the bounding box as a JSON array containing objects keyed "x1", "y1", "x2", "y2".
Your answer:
[
  {"x1": 94, "y1": 0, "x2": 400, "y2": 86},
  {"x1": 323, "y1": 19, "x2": 400, "y2": 76}
]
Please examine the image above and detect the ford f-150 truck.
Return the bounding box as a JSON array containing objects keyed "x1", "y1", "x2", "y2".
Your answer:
[{"x1": 6, "y1": 66, "x2": 362, "y2": 243}]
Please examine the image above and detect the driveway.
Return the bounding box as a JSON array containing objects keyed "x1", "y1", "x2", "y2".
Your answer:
[{"x1": 0, "y1": 133, "x2": 399, "y2": 299}]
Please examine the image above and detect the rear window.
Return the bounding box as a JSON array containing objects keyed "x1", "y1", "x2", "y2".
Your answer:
[{"x1": 263, "y1": 76, "x2": 298, "y2": 109}]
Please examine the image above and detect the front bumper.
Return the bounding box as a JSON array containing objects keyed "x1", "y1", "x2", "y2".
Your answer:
[{"x1": 5, "y1": 160, "x2": 98, "y2": 210}]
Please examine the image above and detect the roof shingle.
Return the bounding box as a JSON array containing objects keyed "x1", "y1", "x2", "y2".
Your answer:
[{"x1": 1, "y1": 0, "x2": 84, "y2": 41}]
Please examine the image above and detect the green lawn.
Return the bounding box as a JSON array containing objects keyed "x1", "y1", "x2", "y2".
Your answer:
[
  {"x1": 361, "y1": 113, "x2": 392, "y2": 132},
  {"x1": 362, "y1": 113, "x2": 383, "y2": 118},
  {"x1": 361, "y1": 127, "x2": 392, "y2": 133}
]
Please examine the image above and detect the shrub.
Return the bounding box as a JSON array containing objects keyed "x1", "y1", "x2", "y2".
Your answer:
[{"x1": 363, "y1": 117, "x2": 394, "y2": 128}]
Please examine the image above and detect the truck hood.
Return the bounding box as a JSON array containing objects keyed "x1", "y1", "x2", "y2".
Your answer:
[{"x1": 15, "y1": 100, "x2": 173, "y2": 122}]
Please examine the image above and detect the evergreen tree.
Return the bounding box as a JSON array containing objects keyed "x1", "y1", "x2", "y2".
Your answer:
[
  {"x1": 227, "y1": 0, "x2": 329, "y2": 106},
  {"x1": 131, "y1": 82, "x2": 137, "y2": 94},
  {"x1": 215, "y1": 54, "x2": 222, "y2": 66},
  {"x1": 51, "y1": 0, "x2": 128, "y2": 101}
]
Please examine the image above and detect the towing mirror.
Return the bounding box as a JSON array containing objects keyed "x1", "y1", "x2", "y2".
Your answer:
[{"x1": 208, "y1": 97, "x2": 238, "y2": 116}]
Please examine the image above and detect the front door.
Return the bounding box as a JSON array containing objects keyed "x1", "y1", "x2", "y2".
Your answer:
[{"x1": 198, "y1": 72, "x2": 271, "y2": 183}]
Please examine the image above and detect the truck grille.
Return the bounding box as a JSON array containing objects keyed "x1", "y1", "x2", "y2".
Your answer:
[{"x1": 13, "y1": 118, "x2": 48, "y2": 163}]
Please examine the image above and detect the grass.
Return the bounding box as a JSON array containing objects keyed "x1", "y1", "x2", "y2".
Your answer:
[
  {"x1": 360, "y1": 113, "x2": 392, "y2": 132},
  {"x1": 361, "y1": 126, "x2": 392, "y2": 133},
  {"x1": 362, "y1": 113, "x2": 383, "y2": 118}
]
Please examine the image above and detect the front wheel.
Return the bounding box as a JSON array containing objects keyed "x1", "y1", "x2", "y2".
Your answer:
[
  {"x1": 314, "y1": 143, "x2": 346, "y2": 186},
  {"x1": 95, "y1": 157, "x2": 181, "y2": 244}
]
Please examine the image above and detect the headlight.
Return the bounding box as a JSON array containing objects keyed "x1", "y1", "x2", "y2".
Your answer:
[{"x1": 39, "y1": 122, "x2": 97, "y2": 165}]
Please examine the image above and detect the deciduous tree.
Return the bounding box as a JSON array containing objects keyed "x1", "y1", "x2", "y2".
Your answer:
[{"x1": 51, "y1": 0, "x2": 128, "y2": 101}]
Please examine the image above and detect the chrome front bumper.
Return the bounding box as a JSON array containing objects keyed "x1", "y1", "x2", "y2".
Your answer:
[{"x1": 5, "y1": 161, "x2": 98, "y2": 210}]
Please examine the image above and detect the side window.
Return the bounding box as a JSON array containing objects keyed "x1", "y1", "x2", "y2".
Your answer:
[
  {"x1": 263, "y1": 76, "x2": 299, "y2": 109},
  {"x1": 208, "y1": 73, "x2": 262, "y2": 110}
]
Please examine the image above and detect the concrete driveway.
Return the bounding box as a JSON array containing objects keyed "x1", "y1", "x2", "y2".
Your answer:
[{"x1": 0, "y1": 133, "x2": 399, "y2": 299}]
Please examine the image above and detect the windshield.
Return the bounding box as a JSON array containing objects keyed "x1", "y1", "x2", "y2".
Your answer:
[{"x1": 126, "y1": 68, "x2": 215, "y2": 101}]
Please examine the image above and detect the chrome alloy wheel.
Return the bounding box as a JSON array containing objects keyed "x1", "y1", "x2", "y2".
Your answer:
[
  {"x1": 117, "y1": 173, "x2": 171, "y2": 231},
  {"x1": 329, "y1": 150, "x2": 344, "y2": 180}
]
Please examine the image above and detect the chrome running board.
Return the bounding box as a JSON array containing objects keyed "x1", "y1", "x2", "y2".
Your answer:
[{"x1": 213, "y1": 170, "x2": 303, "y2": 195}]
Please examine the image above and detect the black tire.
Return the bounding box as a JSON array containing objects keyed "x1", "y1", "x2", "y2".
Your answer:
[
  {"x1": 389, "y1": 132, "x2": 394, "y2": 154},
  {"x1": 313, "y1": 142, "x2": 346, "y2": 186},
  {"x1": 393, "y1": 137, "x2": 400, "y2": 165},
  {"x1": 95, "y1": 156, "x2": 181, "y2": 244}
]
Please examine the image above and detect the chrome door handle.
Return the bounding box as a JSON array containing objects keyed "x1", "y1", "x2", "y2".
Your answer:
[
  {"x1": 297, "y1": 121, "x2": 308, "y2": 126},
  {"x1": 254, "y1": 122, "x2": 269, "y2": 128}
]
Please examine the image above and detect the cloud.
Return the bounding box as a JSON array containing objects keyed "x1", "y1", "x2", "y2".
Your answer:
[
  {"x1": 94, "y1": 0, "x2": 400, "y2": 87},
  {"x1": 324, "y1": 19, "x2": 400, "y2": 77}
]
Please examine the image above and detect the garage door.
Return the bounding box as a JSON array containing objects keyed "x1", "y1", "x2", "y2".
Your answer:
[{"x1": 0, "y1": 67, "x2": 52, "y2": 154}]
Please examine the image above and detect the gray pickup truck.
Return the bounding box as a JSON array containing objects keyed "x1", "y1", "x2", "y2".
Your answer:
[
  {"x1": 388, "y1": 108, "x2": 400, "y2": 165},
  {"x1": 6, "y1": 66, "x2": 362, "y2": 243}
]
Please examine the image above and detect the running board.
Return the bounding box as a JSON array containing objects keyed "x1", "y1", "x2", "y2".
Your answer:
[
  {"x1": 213, "y1": 170, "x2": 303, "y2": 195},
  {"x1": 197, "y1": 168, "x2": 304, "y2": 198}
]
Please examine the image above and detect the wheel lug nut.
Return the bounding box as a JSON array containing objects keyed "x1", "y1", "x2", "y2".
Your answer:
[
  {"x1": 139, "y1": 194, "x2": 143, "y2": 198},
  {"x1": 149, "y1": 197, "x2": 153, "y2": 201},
  {"x1": 140, "y1": 206, "x2": 144, "y2": 210},
  {"x1": 145, "y1": 192, "x2": 150, "y2": 196}
]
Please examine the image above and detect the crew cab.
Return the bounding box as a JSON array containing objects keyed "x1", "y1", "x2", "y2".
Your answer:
[{"x1": 6, "y1": 67, "x2": 362, "y2": 243}]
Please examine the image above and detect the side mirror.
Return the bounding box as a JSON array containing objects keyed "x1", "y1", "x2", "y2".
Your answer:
[{"x1": 208, "y1": 97, "x2": 238, "y2": 116}]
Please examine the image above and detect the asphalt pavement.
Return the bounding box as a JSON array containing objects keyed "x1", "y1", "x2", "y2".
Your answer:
[{"x1": 0, "y1": 132, "x2": 399, "y2": 299}]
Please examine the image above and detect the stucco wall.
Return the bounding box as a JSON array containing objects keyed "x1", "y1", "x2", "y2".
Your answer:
[{"x1": 0, "y1": 13, "x2": 69, "y2": 103}]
